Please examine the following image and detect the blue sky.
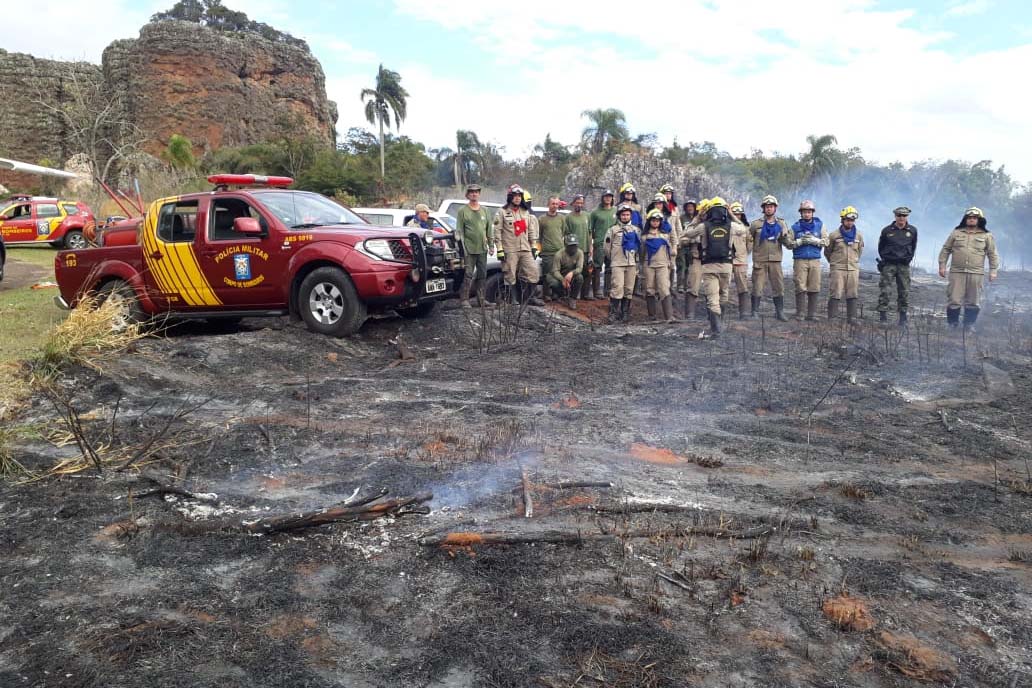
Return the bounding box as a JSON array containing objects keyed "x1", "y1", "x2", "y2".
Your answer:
[{"x1": 8, "y1": 0, "x2": 1032, "y2": 181}]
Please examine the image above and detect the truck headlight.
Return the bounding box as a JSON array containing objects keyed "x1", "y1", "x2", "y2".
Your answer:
[
  {"x1": 423, "y1": 232, "x2": 434, "y2": 246},
  {"x1": 362, "y1": 238, "x2": 393, "y2": 260}
]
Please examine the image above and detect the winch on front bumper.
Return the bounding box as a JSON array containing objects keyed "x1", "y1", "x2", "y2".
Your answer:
[{"x1": 406, "y1": 232, "x2": 463, "y2": 302}]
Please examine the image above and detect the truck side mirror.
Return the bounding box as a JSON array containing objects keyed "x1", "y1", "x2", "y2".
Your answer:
[{"x1": 233, "y1": 217, "x2": 262, "y2": 235}]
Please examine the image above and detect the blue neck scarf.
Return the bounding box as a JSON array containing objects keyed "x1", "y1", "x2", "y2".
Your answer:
[
  {"x1": 761, "y1": 219, "x2": 780, "y2": 241},
  {"x1": 645, "y1": 236, "x2": 669, "y2": 263},
  {"x1": 621, "y1": 228, "x2": 641, "y2": 254},
  {"x1": 840, "y1": 225, "x2": 857, "y2": 243}
]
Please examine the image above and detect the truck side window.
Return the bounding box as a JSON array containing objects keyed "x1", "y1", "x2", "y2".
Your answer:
[
  {"x1": 156, "y1": 200, "x2": 199, "y2": 243},
  {"x1": 208, "y1": 198, "x2": 268, "y2": 241}
]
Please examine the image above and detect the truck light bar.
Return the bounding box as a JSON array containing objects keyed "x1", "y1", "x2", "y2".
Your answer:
[{"x1": 207, "y1": 174, "x2": 294, "y2": 190}]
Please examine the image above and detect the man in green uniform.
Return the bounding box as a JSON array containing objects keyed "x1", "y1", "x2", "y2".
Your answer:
[
  {"x1": 589, "y1": 190, "x2": 616, "y2": 300},
  {"x1": 454, "y1": 183, "x2": 494, "y2": 307},
  {"x1": 537, "y1": 196, "x2": 566, "y2": 302},
  {"x1": 563, "y1": 194, "x2": 592, "y2": 299},
  {"x1": 546, "y1": 235, "x2": 585, "y2": 309}
]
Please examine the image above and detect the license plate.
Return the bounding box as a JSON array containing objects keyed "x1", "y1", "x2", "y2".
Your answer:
[{"x1": 425, "y1": 278, "x2": 446, "y2": 294}]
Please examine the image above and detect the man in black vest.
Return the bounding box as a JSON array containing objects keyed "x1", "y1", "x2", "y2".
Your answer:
[{"x1": 877, "y1": 206, "x2": 918, "y2": 326}]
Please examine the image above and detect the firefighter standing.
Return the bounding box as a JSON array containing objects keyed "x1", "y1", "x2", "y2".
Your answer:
[
  {"x1": 642, "y1": 208, "x2": 675, "y2": 322},
  {"x1": 825, "y1": 206, "x2": 864, "y2": 323},
  {"x1": 618, "y1": 183, "x2": 643, "y2": 227},
  {"x1": 454, "y1": 183, "x2": 494, "y2": 307},
  {"x1": 677, "y1": 199, "x2": 698, "y2": 294},
  {"x1": 537, "y1": 196, "x2": 566, "y2": 302},
  {"x1": 563, "y1": 194, "x2": 593, "y2": 300},
  {"x1": 682, "y1": 197, "x2": 734, "y2": 337},
  {"x1": 546, "y1": 235, "x2": 585, "y2": 309},
  {"x1": 791, "y1": 200, "x2": 826, "y2": 321},
  {"x1": 938, "y1": 207, "x2": 1000, "y2": 330},
  {"x1": 729, "y1": 201, "x2": 753, "y2": 319},
  {"x1": 877, "y1": 206, "x2": 918, "y2": 326},
  {"x1": 604, "y1": 204, "x2": 640, "y2": 323},
  {"x1": 590, "y1": 190, "x2": 616, "y2": 300},
  {"x1": 493, "y1": 184, "x2": 544, "y2": 306},
  {"x1": 748, "y1": 195, "x2": 793, "y2": 321},
  {"x1": 681, "y1": 198, "x2": 709, "y2": 320}
]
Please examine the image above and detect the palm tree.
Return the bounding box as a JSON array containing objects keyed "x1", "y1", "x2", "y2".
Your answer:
[
  {"x1": 802, "y1": 134, "x2": 841, "y2": 184},
  {"x1": 360, "y1": 64, "x2": 409, "y2": 181},
  {"x1": 580, "y1": 108, "x2": 629, "y2": 156}
]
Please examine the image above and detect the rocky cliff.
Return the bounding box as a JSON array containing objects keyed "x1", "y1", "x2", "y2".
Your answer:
[{"x1": 0, "y1": 18, "x2": 337, "y2": 184}]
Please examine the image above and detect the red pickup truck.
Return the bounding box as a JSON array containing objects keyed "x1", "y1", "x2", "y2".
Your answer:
[{"x1": 54, "y1": 175, "x2": 463, "y2": 336}]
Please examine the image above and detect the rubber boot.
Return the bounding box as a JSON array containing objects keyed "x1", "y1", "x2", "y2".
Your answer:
[
  {"x1": 773, "y1": 296, "x2": 787, "y2": 321},
  {"x1": 898, "y1": 310, "x2": 907, "y2": 328},
  {"x1": 460, "y1": 278, "x2": 472, "y2": 308},
  {"x1": 684, "y1": 294, "x2": 698, "y2": 321},
  {"x1": 646, "y1": 296, "x2": 658, "y2": 321},
  {"x1": 879, "y1": 311, "x2": 888, "y2": 324},
  {"x1": 795, "y1": 292, "x2": 807, "y2": 321},
  {"x1": 566, "y1": 295, "x2": 577, "y2": 310},
  {"x1": 846, "y1": 298, "x2": 858, "y2": 324},
  {"x1": 590, "y1": 270, "x2": 601, "y2": 302},
  {"x1": 946, "y1": 307, "x2": 961, "y2": 328},
  {"x1": 750, "y1": 295, "x2": 760, "y2": 319},
  {"x1": 806, "y1": 292, "x2": 818, "y2": 321},
  {"x1": 623, "y1": 298, "x2": 633, "y2": 322},
  {"x1": 606, "y1": 298, "x2": 620, "y2": 324},
  {"x1": 521, "y1": 280, "x2": 544, "y2": 306},
  {"x1": 661, "y1": 296, "x2": 675, "y2": 322},
  {"x1": 827, "y1": 298, "x2": 840, "y2": 320},
  {"x1": 707, "y1": 309, "x2": 721, "y2": 338},
  {"x1": 963, "y1": 306, "x2": 979, "y2": 332},
  {"x1": 738, "y1": 292, "x2": 749, "y2": 320},
  {"x1": 603, "y1": 267, "x2": 612, "y2": 300}
]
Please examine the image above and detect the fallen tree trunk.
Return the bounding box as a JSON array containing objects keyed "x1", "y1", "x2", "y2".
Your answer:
[
  {"x1": 172, "y1": 490, "x2": 430, "y2": 535},
  {"x1": 419, "y1": 523, "x2": 773, "y2": 547}
]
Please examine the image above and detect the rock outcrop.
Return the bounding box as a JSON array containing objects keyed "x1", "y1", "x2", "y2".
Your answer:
[
  {"x1": 564, "y1": 152, "x2": 744, "y2": 208},
  {"x1": 0, "y1": 18, "x2": 336, "y2": 187}
]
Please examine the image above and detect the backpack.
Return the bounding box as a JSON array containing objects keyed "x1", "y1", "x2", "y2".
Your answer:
[{"x1": 704, "y1": 223, "x2": 731, "y2": 262}]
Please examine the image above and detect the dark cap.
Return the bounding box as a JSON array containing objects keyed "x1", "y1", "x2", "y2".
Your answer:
[
  {"x1": 572, "y1": 193, "x2": 585, "y2": 201},
  {"x1": 564, "y1": 234, "x2": 579, "y2": 246},
  {"x1": 466, "y1": 183, "x2": 482, "y2": 193},
  {"x1": 893, "y1": 206, "x2": 911, "y2": 216}
]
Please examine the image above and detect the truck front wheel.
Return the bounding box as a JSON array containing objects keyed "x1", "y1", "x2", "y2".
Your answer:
[
  {"x1": 95, "y1": 279, "x2": 146, "y2": 330},
  {"x1": 299, "y1": 267, "x2": 367, "y2": 337}
]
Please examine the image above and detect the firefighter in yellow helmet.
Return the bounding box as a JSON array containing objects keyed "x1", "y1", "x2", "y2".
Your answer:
[
  {"x1": 748, "y1": 195, "x2": 793, "y2": 320},
  {"x1": 680, "y1": 197, "x2": 734, "y2": 336},
  {"x1": 790, "y1": 200, "x2": 827, "y2": 320},
  {"x1": 728, "y1": 201, "x2": 753, "y2": 319},
  {"x1": 642, "y1": 208, "x2": 676, "y2": 322},
  {"x1": 825, "y1": 206, "x2": 865, "y2": 323},
  {"x1": 938, "y1": 207, "x2": 1000, "y2": 331},
  {"x1": 492, "y1": 184, "x2": 543, "y2": 305}
]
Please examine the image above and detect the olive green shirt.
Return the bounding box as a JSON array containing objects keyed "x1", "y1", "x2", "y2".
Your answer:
[
  {"x1": 538, "y1": 212, "x2": 566, "y2": 256},
  {"x1": 455, "y1": 204, "x2": 493, "y2": 255},
  {"x1": 563, "y1": 211, "x2": 591, "y2": 253},
  {"x1": 589, "y1": 206, "x2": 616, "y2": 247}
]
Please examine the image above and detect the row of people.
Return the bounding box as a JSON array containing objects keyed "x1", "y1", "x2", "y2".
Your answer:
[{"x1": 451, "y1": 182, "x2": 1001, "y2": 336}]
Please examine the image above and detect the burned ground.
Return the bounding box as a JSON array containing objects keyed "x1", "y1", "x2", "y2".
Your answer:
[{"x1": 2, "y1": 271, "x2": 1031, "y2": 687}]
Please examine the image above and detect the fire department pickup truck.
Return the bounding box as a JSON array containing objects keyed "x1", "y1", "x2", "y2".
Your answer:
[
  {"x1": 0, "y1": 195, "x2": 96, "y2": 249},
  {"x1": 54, "y1": 175, "x2": 463, "y2": 336}
]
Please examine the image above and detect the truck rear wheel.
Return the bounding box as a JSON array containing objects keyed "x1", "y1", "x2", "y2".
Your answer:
[
  {"x1": 95, "y1": 279, "x2": 146, "y2": 331},
  {"x1": 63, "y1": 230, "x2": 87, "y2": 250},
  {"x1": 299, "y1": 267, "x2": 367, "y2": 337}
]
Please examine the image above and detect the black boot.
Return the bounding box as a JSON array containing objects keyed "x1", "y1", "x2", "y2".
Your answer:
[
  {"x1": 806, "y1": 292, "x2": 818, "y2": 321},
  {"x1": 795, "y1": 292, "x2": 807, "y2": 321},
  {"x1": 684, "y1": 294, "x2": 698, "y2": 321},
  {"x1": 773, "y1": 296, "x2": 787, "y2": 321},
  {"x1": 645, "y1": 295, "x2": 658, "y2": 321},
  {"x1": 963, "y1": 306, "x2": 979, "y2": 332},
  {"x1": 623, "y1": 298, "x2": 632, "y2": 322},
  {"x1": 521, "y1": 280, "x2": 544, "y2": 306},
  {"x1": 606, "y1": 298, "x2": 620, "y2": 324},
  {"x1": 707, "y1": 309, "x2": 721, "y2": 337},
  {"x1": 738, "y1": 292, "x2": 749, "y2": 320},
  {"x1": 750, "y1": 295, "x2": 760, "y2": 319},
  {"x1": 946, "y1": 307, "x2": 961, "y2": 328},
  {"x1": 827, "y1": 298, "x2": 840, "y2": 320},
  {"x1": 898, "y1": 310, "x2": 908, "y2": 328},
  {"x1": 879, "y1": 311, "x2": 888, "y2": 324},
  {"x1": 662, "y1": 295, "x2": 675, "y2": 322},
  {"x1": 846, "y1": 298, "x2": 858, "y2": 324}
]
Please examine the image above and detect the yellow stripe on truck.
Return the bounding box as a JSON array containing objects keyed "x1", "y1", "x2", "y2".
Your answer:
[{"x1": 140, "y1": 198, "x2": 221, "y2": 307}]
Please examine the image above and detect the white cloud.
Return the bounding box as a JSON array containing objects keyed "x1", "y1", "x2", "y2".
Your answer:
[{"x1": 945, "y1": 0, "x2": 992, "y2": 16}]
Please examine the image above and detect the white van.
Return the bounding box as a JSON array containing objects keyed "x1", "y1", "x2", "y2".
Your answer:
[
  {"x1": 437, "y1": 199, "x2": 568, "y2": 219},
  {"x1": 353, "y1": 207, "x2": 456, "y2": 234}
]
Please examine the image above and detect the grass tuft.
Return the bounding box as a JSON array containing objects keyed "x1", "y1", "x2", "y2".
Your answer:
[{"x1": 31, "y1": 295, "x2": 146, "y2": 380}]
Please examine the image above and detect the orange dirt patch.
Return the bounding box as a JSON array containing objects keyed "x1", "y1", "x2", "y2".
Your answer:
[
  {"x1": 264, "y1": 614, "x2": 318, "y2": 639},
  {"x1": 325, "y1": 352, "x2": 338, "y2": 363},
  {"x1": 874, "y1": 630, "x2": 958, "y2": 682},
  {"x1": 554, "y1": 494, "x2": 598, "y2": 508},
  {"x1": 551, "y1": 393, "x2": 581, "y2": 409},
  {"x1": 178, "y1": 608, "x2": 217, "y2": 624},
  {"x1": 94, "y1": 520, "x2": 139, "y2": 545},
  {"x1": 822, "y1": 594, "x2": 877, "y2": 632},
  {"x1": 440, "y1": 533, "x2": 484, "y2": 546},
  {"x1": 747, "y1": 629, "x2": 786, "y2": 649},
  {"x1": 629, "y1": 443, "x2": 687, "y2": 465}
]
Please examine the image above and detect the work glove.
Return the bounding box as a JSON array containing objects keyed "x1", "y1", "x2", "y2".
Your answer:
[
  {"x1": 497, "y1": 248, "x2": 506, "y2": 262},
  {"x1": 531, "y1": 247, "x2": 539, "y2": 259}
]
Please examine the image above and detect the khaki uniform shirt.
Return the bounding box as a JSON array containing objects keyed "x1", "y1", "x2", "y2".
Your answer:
[
  {"x1": 492, "y1": 206, "x2": 538, "y2": 254},
  {"x1": 749, "y1": 217, "x2": 794, "y2": 262},
  {"x1": 938, "y1": 228, "x2": 1000, "y2": 274},
  {"x1": 604, "y1": 223, "x2": 640, "y2": 268},
  {"x1": 825, "y1": 228, "x2": 864, "y2": 271}
]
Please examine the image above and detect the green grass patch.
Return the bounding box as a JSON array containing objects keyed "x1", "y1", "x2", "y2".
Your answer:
[
  {"x1": 0, "y1": 279, "x2": 66, "y2": 365},
  {"x1": 7, "y1": 246, "x2": 60, "y2": 269}
]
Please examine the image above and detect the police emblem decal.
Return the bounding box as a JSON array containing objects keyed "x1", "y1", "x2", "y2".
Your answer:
[{"x1": 233, "y1": 254, "x2": 252, "y2": 280}]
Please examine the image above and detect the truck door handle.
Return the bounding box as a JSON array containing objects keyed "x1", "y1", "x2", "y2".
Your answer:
[{"x1": 150, "y1": 250, "x2": 163, "y2": 259}]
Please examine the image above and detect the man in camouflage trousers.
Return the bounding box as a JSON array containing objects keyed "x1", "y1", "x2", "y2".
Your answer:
[{"x1": 876, "y1": 206, "x2": 918, "y2": 327}]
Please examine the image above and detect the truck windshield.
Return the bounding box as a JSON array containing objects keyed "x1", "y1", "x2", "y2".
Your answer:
[{"x1": 253, "y1": 191, "x2": 365, "y2": 229}]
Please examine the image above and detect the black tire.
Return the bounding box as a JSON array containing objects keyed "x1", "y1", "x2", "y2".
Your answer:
[
  {"x1": 0, "y1": 250, "x2": 5, "y2": 283},
  {"x1": 63, "y1": 230, "x2": 87, "y2": 250},
  {"x1": 396, "y1": 301, "x2": 437, "y2": 319},
  {"x1": 95, "y1": 279, "x2": 147, "y2": 330},
  {"x1": 484, "y1": 271, "x2": 503, "y2": 303},
  {"x1": 298, "y1": 267, "x2": 367, "y2": 337}
]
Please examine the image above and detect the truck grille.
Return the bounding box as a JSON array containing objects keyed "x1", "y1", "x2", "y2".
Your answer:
[{"x1": 387, "y1": 239, "x2": 414, "y2": 262}]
